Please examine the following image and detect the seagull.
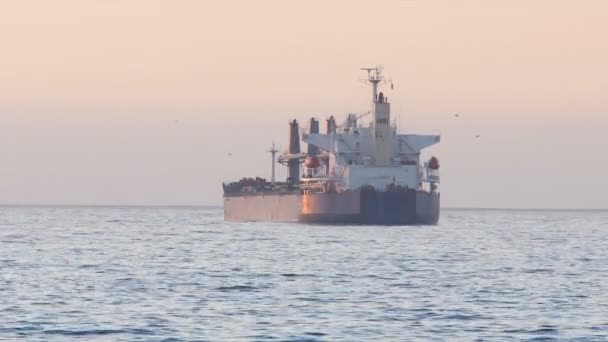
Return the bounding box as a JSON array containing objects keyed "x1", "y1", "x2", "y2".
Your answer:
[
  {"x1": 475, "y1": 135, "x2": 481, "y2": 138},
  {"x1": 454, "y1": 113, "x2": 460, "y2": 118}
]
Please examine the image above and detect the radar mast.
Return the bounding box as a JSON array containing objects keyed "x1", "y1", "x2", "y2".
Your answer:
[{"x1": 360, "y1": 66, "x2": 385, "y2": 104}]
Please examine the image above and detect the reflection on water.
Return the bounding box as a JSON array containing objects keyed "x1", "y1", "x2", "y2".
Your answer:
[{"x1": 1, "y1": 206, "x2": 607, "y2": 341}]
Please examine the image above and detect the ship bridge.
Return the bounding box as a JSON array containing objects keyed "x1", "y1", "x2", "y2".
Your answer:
[{"x1": 298, "y1": 66, "x2": 440, "y2": 192}]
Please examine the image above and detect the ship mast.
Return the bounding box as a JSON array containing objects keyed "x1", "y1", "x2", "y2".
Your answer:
[
  {"x1": 361, "y1": 66, "x2": 391, "y2": 166},
  {"x1": 360, "y1": 66, "x2": 385, "y2": 104},
  {"x1": 267, "y1": 141, "x2": 279, "y2": 185}
]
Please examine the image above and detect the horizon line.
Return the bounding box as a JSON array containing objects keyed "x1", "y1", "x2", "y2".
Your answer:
[{"x1": 0, "y1": 204, "x2": 606, "y2": 212}]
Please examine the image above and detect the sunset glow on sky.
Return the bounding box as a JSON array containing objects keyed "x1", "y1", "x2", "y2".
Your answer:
[{"x1": 1, "y1": 0, "x2": 606, "y2": 208}]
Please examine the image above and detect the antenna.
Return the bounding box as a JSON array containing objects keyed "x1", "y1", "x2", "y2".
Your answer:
[
  {"x1": 360, "y1": 66, "x2": 384, "y2": 82},
  {"x1": 267, "y1": 141, "x2": 279, "y2": 184},
  {"x1": 360, "y1": 65, "x2": 388, "y2": 104}
]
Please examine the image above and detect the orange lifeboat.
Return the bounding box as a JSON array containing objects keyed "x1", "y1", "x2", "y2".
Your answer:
[
  {"x1": 428, "y1": 156, "x2": 440, "y2": 170},
  {"x1": 304, "y1": 155, "x2": 320, "y2": 169}
]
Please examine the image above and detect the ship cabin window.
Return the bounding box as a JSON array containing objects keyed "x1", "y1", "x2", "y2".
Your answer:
[{"x1": 376, "y1": 118, "x2": 389, "y2": 125}]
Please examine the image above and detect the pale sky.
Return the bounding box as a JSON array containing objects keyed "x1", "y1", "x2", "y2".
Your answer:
[{"x1": 1, "y1": 0, "x2": 606, "y2": 208}]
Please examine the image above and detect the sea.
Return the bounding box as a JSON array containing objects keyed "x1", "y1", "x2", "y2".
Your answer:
[{"x1": 0, "y1": 206, "x2": 606, "y2": 341}]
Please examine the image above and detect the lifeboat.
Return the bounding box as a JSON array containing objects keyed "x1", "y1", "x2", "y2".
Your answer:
[
  {"x1": 304, "y1": 155, "x2": 320, "y2": 169},
  {"x1": 428, "y1": 156, "x2": 440, "y2": 170}
]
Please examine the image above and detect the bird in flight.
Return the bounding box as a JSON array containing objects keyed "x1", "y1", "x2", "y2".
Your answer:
[{"x1": 454, "y1": 113, "x2": 460, "y2": 118}]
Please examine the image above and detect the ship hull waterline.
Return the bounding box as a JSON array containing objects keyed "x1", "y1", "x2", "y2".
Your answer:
[{"x1": 224, "y1": 189, "x2": 439, "y2": 225}]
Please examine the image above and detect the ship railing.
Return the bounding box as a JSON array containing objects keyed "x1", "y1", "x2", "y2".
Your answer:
[
  {"x1": 299, "y1": 180, "x2": 327, "y2": 190},
  {"x1": 418, "y1": 165, "x2": 440, "y2": 184},
  {"x1": 299, "y1": 177, "x2": 346, "y2": 193}
]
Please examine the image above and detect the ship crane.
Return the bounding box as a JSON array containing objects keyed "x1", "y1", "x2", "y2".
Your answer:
[
  {"x1": 266, "y1": 141, "x2": 279, "y2": 185},
  {"x1": 336, "y1": 110, "x2": 371, "y2": 130}
]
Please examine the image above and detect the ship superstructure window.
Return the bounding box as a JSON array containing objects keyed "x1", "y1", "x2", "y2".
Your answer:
[{"x1": 376, "y1": 118, "x2": 389, "y2": 124}]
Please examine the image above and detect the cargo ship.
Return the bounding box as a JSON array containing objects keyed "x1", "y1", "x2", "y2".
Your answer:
[{"x1": 223, "y1": 67, "x2": 441, "y2": 224}]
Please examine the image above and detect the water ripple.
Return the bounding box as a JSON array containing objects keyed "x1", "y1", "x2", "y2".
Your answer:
[{"x1": 0, "y1": 206, "x2": 607, "y2": 341}]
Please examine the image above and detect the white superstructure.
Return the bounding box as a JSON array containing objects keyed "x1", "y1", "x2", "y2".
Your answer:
[{"x1": 286, "y1": 66, "x2": 440, "y2": 193}]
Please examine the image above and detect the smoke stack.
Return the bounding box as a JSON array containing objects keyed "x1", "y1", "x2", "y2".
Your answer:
[
  {"x1": 326, "y1": 116, "x2": 336, "y2": 134},
  {"x1": 288, "y1": 119, "x2": 300, "y2": 188},
  {"x1": 307, "y1": 117, "x2": 319, "y2": 156}
]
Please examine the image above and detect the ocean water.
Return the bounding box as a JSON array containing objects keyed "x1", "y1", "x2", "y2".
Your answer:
[{"x1": 0, "y1": 206, "x2": 607, "y2": 341}]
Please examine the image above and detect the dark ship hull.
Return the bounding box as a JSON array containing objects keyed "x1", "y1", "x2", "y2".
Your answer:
[{"x1": 224, "y1": 189, "x2": 439, "y2": 225}]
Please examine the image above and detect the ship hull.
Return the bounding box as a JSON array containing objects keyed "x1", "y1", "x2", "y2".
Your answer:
[{"x1": 224, "y1": 189, "x2": 439, "y2": 225}]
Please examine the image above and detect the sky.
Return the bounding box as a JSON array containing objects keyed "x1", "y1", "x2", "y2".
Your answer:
[{"x1": 0, "y1": 0, "x2": 606, "y2": 208}]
